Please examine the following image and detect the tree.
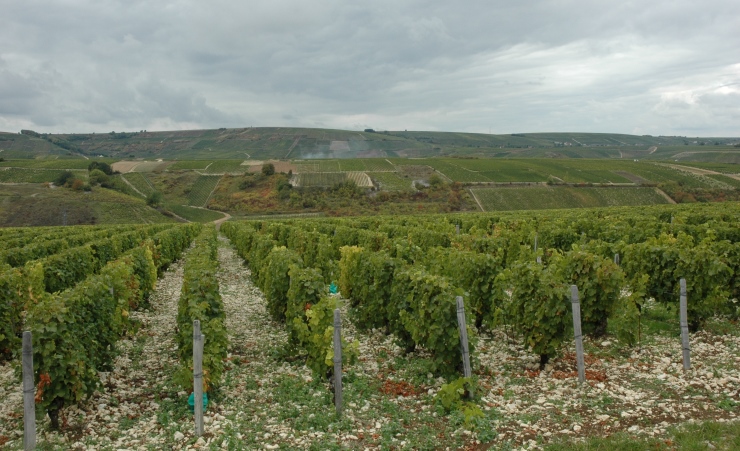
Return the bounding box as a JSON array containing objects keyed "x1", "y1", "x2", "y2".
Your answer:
[
  {"x1": 146, "y1": 191, "x2": 163, "y2": 207},
  {"x1": 262, "y1": 163, "x2": 275, "y2": 176},
  {"x1": 88, "y1": 161, "x2": 113, "y2": 175},
  {"x1": 55, "y1": 171, "x2": 76, "y2": 187},
  {"x1": 428, "y1": 174, "x2": 444, "y2": 188},
  {"x1": 88, "y1": 169, "x2": 109, "y2": 186}
]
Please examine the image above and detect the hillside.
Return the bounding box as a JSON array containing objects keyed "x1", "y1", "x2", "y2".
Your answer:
[
  {"x1": 1, "y1": 127, "x2": 738, "y2": 226},
  {"x1": 2, "y1": 128, "x2": 739, "y2": 162},
  {"x1": 0, "y1": 184, "x2": 178, "y2": 227}
]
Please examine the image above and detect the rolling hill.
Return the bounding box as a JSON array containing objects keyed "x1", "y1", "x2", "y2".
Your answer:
[{"x1": 2, "y1": 128, "x2": 739, "y2": 162}]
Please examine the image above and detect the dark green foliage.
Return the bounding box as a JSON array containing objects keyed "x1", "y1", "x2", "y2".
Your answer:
[
  {"x1": 624, "y1": 233, "x2": 732, "y2": 330},
  {"x1": 393, "y1": 266, "x2": 475, "y2": 377},
  {"x1": 260, "y1": 247, "x2": 303, "y2": 322},
  {"x1": 506, "y1": 256, "x2": 571, "y2": 366},
  {"x1": 27, "y1": 245, "x2": 157, "y2": 425},
  {"x1": 556, "y1": 248, "x2": 624, "y2": 337},
  {"x1": 262, "y1": 163, "x2": 275, "y2": 176},
  {"x1": 146, "y1": 191, "x2": 163, "y2": 207},
  {"x1": 54, "y1": 170, "x2": 76, "y2": 186},
  {"x1": 424, "y1": 247, "x2": 503, "y2": 329},
  {"x1": 338, "y1": 246, "x2": 397, "y2": 331},
  {"x1": 175, "y1": 226, "x2": 228, "y2": 391},
  {"x1": 88, "y1": 161, "x2": 113, "y2": 175}
]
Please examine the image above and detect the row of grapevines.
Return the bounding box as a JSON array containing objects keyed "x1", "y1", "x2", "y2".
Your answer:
[
  {"x1": 0, "y1": 225, "x2": 107, "y2": 251},
  {"x1": 227, "y1": 202, "x2": 738, "y2": 373},
  {"x1": 0, "y1": 224, "x2": 174, "y2": 267},
  {"x1": 221, "y1": 222, "x2": 357, "y2": 380},
  {"x1": 0, "y1": 224, "x2": 200, "y2": 360},
  {"x1": 27, "y1": 244, "x2": 157, "y2": 428},
  {"x1": 175, "y1": 226, "x2": 228, "y2": 392}
]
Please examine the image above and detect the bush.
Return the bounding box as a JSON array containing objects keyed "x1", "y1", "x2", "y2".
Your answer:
[
  {"x1": 54, "y1": 171, "x2": 76, "y2": 186},
  {"x1": 70, "y1": 179, "x2": 85, "y2": 191},
  {"x1": 88, "y1": 161, "x2": 113, "y2": 175},
  {"x1": 260, "y1": 247, "x2": 303, "y2": 322},
  {"x1": 262, "y1": 163, "x2": 275, "y2": 176},
  {"x1": 89, "y1": 169, "x2": 110, "y2": 186},
  {"x1": 146, "y1": 191, "x2": 163, "y2": 207}
]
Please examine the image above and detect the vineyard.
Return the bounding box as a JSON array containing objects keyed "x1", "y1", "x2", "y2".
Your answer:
[
  {"x1": 470, "y1": 186, "x2": 671, "y2": 211},
  {"x1": 292, "y1": 172, "x2": 374, "y2": 188},
  {"x1": 0, "y1": 168, "x2": 87, "y2": 184},
  {"x1": 187, "y1": 176, "x2": 221, "y2": 207},
  {"x1": 0, "y1": 202, "x2": 738, "y2": 449}
]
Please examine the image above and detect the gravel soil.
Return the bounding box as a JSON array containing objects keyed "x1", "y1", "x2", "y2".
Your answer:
[{"x1": 0, "y1": 236, "x2": 738, "y2": 450}]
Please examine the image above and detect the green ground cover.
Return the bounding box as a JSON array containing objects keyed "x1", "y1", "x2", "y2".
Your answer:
[
  {"x1": 168, "y1": 160, "x2": 214, "y2": 171},
  {"x1": 293, "y1": 160, "x2": 342, "y2": 173},
  {"x1": 187, "y1": 175, "x2": 222, "y2": 207},
  {"x1": 0, "y1": 159, "x2": 113, "y2": 169},
  {"x1": 121, "y1": 173, "x2": 156, "y2": 196},
  {"x1": 294, "y1": 172, "x2": 348, "y2": 187},
  {"x1": 674, "y1": 162, "x2": 740, "y2": 173},
  {"x1": 368, "y1": 172, "x2": 414, "y2": 191},
  {"x1": 203, "y1": 160, "x2": 248, "y2": 174},
  {"x1": 471, "y1": 186, "x2": 670, "y2": 211},
  {"x1": 0, "y1": 168, "x2": 87, "y2": 183},
  {"x1": 707, "y1": 174, "x2": 740, "y2": 189},
  {"x1": 167, "y1": 204, "x2": 225, "y2": 222},
  {"x1": 0, "y1": 184, "x2": 174, "y2": 226}
]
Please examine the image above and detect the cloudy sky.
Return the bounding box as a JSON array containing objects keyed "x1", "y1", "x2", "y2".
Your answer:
[{"x1": 2, "y1": 0, "x2": 739, "y2": 136}]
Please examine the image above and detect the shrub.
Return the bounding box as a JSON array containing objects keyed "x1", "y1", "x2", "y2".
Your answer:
[{"x1": 262, "y1": 163, "x2": 275, "y2": 176}]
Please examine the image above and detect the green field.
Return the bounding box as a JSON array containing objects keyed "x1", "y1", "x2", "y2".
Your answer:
[
  {"x1": 168, "y1": 160, "x2": 213, "y2": 171},
  {"x1": 293, "y1": 172, "x2": 357, "y2": 187},
  {"x1": 121, "y1": 173, "x2": 156, "y2": 197},
  {"x1": 293, "y1": 160, "x2": 342, "y2": 173},
  {"x1": 707, "y1": 174, "x2": 740, "y2": 189},
  {"x1": 167, "y1": 204, "x2": 226, "y2": 222},
  {"x1": 203, "y1": 160, "x2": 248, "y2": 174},
  {"x1": 0, "y1": 159, "x2": 113, "y2": 169},
  {"x1": 470, "y1": 186, "x2": 671, "y2": 211},
  {"x1": 3, "y1": 128, "x2": 739, "y2": 162},
  {"x1": 368, "y1": 172, "x2": 414, "y2": 191},
  {"x1": 0, "y1": 184, "x2": 175, "y2": 226},
  {"x1": 187, "y1": 175, "x2": 221, "y2": 207},
  {"x1": 0, "y1": 168, "x2": 88, "y2": 184}
]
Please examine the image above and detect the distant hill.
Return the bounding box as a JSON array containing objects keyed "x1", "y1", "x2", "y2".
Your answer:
[{"x1": 2, "y1": 128, "x2": 739, "y2": 162}]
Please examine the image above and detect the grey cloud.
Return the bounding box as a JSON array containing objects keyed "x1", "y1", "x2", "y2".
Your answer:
[{"x1": 1, "y1": 0, "x2": 739, "y2": 135}]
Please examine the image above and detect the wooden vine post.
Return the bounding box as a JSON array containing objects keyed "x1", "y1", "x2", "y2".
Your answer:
[
  {"x1": 679, "y1": 278, "x2": 691, "y2": 371},
  {"x1": 193, "y1": 320, "x2": 205, "y2": 436},
  {"x1": 456, "y1": 296, "x2": 472, "y2": 380},
  {"x1": 333, "y1": 309, "x2": 343, "y2": 417},
  {"x1": 22, "y1": 331, "x2": 35, "y2": 451},
  {"x1": 570, "y1": 286, "x2": 586, "y2": 384}
]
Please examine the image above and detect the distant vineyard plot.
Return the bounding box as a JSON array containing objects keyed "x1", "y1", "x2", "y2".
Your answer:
[
  {"x1": 111, "y1": 160, "x2": 171, "y2": 173},
  {"x1": 368, "y1": 172, "x2": 414, "y2": 191},
  {"x1": 121, "y1": 173, "x2": 155, "y2": 196},
  {"x1": 0, "y1": 168, "x2": 87, "y2": 184},
  {"x1": 470, "y1": 186, "x2": 671, "y2": 211},
  {"x1": 291, "y1": 171, "x2": 373, "y2": 188},
  {"x1": 187, "y1": 175, "x2": 221, "y2": 207}
]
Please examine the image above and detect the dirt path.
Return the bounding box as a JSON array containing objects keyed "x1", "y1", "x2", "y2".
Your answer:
[
  {"x1": 120, "y1": 174, "x2": 146, "y2": 197},
  {"x1": 658, "y1": 163, "x2": 740, "y2": 181},
  {"x1": 212, "y1": 211, "x2": 231, "y2": 229},
  {"x1": 468, "y1": 188, "x2": 485, "y2": 211},
  {"x1": 654, "y1": 187, "x2": 677, "y2": 204}
]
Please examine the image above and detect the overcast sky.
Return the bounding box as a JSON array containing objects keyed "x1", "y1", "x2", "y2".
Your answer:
[{"x1": 1, "y1": 0, "x2": 739, "y2": 136}]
